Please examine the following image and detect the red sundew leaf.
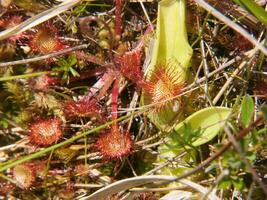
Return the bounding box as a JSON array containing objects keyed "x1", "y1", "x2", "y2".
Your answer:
[
  {"x1": 29, "y1": 22, "x2": 67, "y2": 55},
  {"x1": 0, "y1": 181, "x2": 15, "y2": 195},
  {"x1": 13, "y1": 163, "x2": 36, "y2": 189},
  {"x1": 28, "y1": 117, "x2": 63, "y2": 146},
  {"x1": 141, "y1": 61, "x2": 185, "y2": 131},
  {"x1": 140, "y1": 0, "x2": 192, "y2": 131},
  {"x1": 142, "y1": 62, "x2": 184, "y2": 112},
  {"x1": 114, "y1": 26, "x2": 153, "y2": 84},
  {"x1": 115, "y1": 49, "x2": 144, "y2": 84},
  {"x1": 63, "y1": 98, "x2": 102, "y2": 119},
  {"x1": 0, "y1": 15, "x2": 29, "y2": 43},
  {"x1": 28, "y1": 74, "x2": 58, "y2": 91},
  {"x1": 96, "y1": 126, "x2": 133, "y2": 159}
]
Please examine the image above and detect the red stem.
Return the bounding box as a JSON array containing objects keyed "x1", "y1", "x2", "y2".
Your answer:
[
  {"x1": 111, "y1": 78, "x2": 120, "y2": 123},
  {"x1": 115, "y1": 0, "x2": 122, "y2": 37}
]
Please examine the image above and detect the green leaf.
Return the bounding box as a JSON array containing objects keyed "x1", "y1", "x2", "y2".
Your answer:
[
  {"x1": 149, "y1": 0, "x2": 192, "y2": 73},
  {"x1": 141, "y1": 0, "x2": 192, "y2": 131},
  {"x1": 13, "y1": 0, "x2": 46, "y2": 12},
  {"x1": 233, "y1": 0, "x2": 267, "y2": 25},
  {"x1": 240, "y1": 95, "x2": 254, "y2": 127},
  {"x1": 261, "y1": 105, "x2": 267, "y2": 122},
  {"x1": 159, "y1": 107, "x2": 232, "y2": 158},
  {"x1": 218, "y1": 179, "x2": 232, "y2": 189},
  {"x1": 69, "y1": 67, "x2": 80, "y2": 77},
  {"x1": 68, "y1": 54, "x2": 77, "y2": 67},
  {"x1": 233, "y1": 178, "x2": 245, "y2": 190},
  {"x1": 54, "y1": 55, "x2": 79, "y2": 81},
  {"x1": 174, "y1": 107, "x2": 232, "y2": 146},
  {"x1": 0, "y1": 119, "x2": 9, "y2": 129},
  {"x1": 165, "y1": 123, "x2": 202, "y2": 151}
]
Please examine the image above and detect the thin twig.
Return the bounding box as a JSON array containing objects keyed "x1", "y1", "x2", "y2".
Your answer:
[
  {"x1": 212, "y1": 58, "x2": 250, "y2": 104},
  {"x1": 0, "y1": 0, "x2": 82, "y2": 40},
  {"x1": 200, "y1": 36, "x2": 213, "y2": 106},
  {"x1": 194, "y1": 0, "x2": 267, "y2": 56},
  {"x1": 138, "y1": 0, "x2": 154, "y2": 32},
  {"x1": 201, "y1": 170, "x2": 229, "y2": 200},
  {"x1": 143, "y1": 152, "x2": 187, "y2": 175},
  {"x1": 0, "y1": 44, "x2": 89, "y2": 67}
]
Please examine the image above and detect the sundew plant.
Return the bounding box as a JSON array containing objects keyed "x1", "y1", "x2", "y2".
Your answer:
[{"x1": 0, "y1": 0, "x2": 267, "y2": 199}]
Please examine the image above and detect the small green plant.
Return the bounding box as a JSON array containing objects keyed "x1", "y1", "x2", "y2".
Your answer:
[{"x1": 54, "y1": 54, "x2": 79, "y2": 82}]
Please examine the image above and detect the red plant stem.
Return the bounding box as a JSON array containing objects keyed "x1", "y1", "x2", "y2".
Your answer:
[
  {"x1": 115, "y1": 0, "x2": 122, "y2": 37},
  {"x1": 111, "y1": 77, "x2": 120, "y2": 123}
]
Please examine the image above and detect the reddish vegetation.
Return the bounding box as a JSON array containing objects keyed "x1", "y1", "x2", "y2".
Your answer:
[
  {"x1": 2, "y1": 1, "x2": 265, "y2": 199},
  {"x1": 28, "y1": 118, "x2": 63, "y2": 146},
  {"x1": 254, "y1": 80, "x2": 267, "y2": 99},
  {"x1": 142, "y1": 62, "x2": 184, "y2": 112},
  {"x1": 0, "y1": 181, "x2": 15, "y2": 195},
  {"x1": 114, "y1": 25, "x2": 153, "y2": 85},
  {"x1": 74, "y1": 164, "x2": 91, "y2": 176},
  {"x1": 96, "y1": 78, "x2": 133, "y2": 159},
  {"x1": 30, "y1": 22, "x2": 66, "y2": 55},
  {"x1": 0, "y1": 15, "x2": 28, "y2": 42},
  {"x1": 96, "y1": 126, "x2": 132, "y2": 159},
  {"x1": 233, "y1": 33, "x2": 253, "y2": 51},
  {"x1": 115, "y1": 48, "x2": 143, "y2": 84},
  {"x1": 57, "y1": 183, "x2": 75, "y2": 199},
  {"x1": 12, "y1": 163, "x2": 36, "y2": 189},
  {"x1": 0, "y1": 15, "x2": 22, "y2": 29},
  {"x1": 28, "y1": 74, "x2": 58, "y2": 91},
  {"x1": 63, "y1": 97, "x2": 102, "y2": 119}
]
